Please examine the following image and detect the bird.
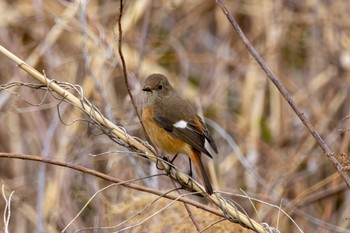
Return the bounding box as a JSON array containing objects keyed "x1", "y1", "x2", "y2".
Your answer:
[{"x1": 141, "y1": 73, "x2": 218, "y2": 194}]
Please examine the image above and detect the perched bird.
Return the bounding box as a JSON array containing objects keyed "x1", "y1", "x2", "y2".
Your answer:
[{"x1": 141, "y1": 73, "x2": 218, "y2": 194}]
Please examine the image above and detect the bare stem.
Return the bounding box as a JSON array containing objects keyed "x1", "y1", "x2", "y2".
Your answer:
[
  {"x1": 216, "y1": 0, "x2": 350, "y2": 188},
  {"x1": 117, "y1": 0, "x2": 147, "y2": 133}
]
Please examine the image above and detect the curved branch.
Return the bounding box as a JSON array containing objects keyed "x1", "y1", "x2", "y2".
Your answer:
[{"x1": 0, "y1": 152, "x2": 222, "y2": 218}]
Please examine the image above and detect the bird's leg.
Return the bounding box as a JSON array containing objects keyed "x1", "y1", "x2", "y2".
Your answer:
[
  {"x1": 158, "y1": 153, "x2": 177, "y2": 167},
  {"x1": 156, "y1": 153, "x2": 179, "y2": 176},
  {"x1": 155, "y1": 156, "x2": 164, "y2": 170},
  {"x1": 165, "y1": 153, "x2": 178, "y2": 175},
  {"x1": 188, "y1": 157, "x2": 193, "y2": 177},
  {"x1": 155, "y1": 151, "x2": 169, "y2": 171},
  {"x1": 170, "y1": 153, "x2": 179, "y2": 163}
]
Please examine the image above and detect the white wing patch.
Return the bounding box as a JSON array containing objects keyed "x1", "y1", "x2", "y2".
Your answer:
[{"x1": 173, "y1": 120, "x2": 188, "y2": 129}]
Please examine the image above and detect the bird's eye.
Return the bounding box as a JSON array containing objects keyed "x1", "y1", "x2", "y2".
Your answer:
[{"x1": 158, "y1": 84, "x2": 163, "y2": 90}]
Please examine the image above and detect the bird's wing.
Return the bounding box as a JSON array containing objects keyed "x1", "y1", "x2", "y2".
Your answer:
[
  {"x1": 154, "y1": 113, "x2": 217, "y2": 158},
  {"x1": 195, "y1": 115, "x2": 218, "y2": 154}
]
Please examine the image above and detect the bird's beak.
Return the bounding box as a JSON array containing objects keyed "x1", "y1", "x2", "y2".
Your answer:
[{"x1": 142, "y1": 87, "x2": 152, "y2": 92}]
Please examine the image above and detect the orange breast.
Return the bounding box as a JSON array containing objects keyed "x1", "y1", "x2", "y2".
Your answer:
[{"x1": 142, "y1": 107, "x2": 187, "y2": 154}]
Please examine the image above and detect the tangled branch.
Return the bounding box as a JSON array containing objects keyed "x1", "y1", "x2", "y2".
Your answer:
[{"x1": 0, "y1": 44, "x2": 272, "y2": 232}]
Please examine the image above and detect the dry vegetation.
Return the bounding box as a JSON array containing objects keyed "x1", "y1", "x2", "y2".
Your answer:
[{"x1": 0, "y1": 0, "x2": 350, "y2": 232}]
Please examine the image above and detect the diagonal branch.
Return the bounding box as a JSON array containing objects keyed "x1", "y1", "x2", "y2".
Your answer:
[{"x1": 216, "y1": 0, "x2": 350, "y2": 188}]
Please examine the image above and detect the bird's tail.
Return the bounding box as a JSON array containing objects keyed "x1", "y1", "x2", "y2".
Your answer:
[{"x1": 190, "y1": 149, "x2": 213, "y2": 195}]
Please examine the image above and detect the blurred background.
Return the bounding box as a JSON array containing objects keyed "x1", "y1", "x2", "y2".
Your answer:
[{"x1": 0, "y1": 0, "x2": 349, "y2": 232}]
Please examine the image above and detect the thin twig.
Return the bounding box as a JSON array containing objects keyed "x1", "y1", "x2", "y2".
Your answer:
[
  {"x1": 117, "y1": 0, "x2": 146, "y2": 133},
  {"x1": 0, "y1": 153, "x2": 223, "y2": 218},
  {"x1": 182, "y1": 200, "x2": 202, "y2": 232},
  {"x1": 75, "y1": 188, "x2": 181, "y2": 233},
  {"x1": 171, "y1": 179, "x2": 202, "y2": 231},
  {"x1": 201, "y1": 218, "x2": 226, "y2": 233},
  {"x1": 2, "y1": 185, "x2": 14, "y2": 233},
  {"x1": 216, "y1": 0, "x2": 350, "y2": 188},
  {"x1": 63, "y1": 175, "x2": 165, "y2": 232},
  {"x1": 113, "y1": 192, "x2": 199, "y2": 233},
  {"x1": 114, "y1": 0, "x2": 155, "y2": 183}
]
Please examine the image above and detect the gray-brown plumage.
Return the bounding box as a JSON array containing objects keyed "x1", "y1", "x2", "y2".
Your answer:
[{"x1": 142, "y1": 73, "x2": 217, "y2": 194}]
